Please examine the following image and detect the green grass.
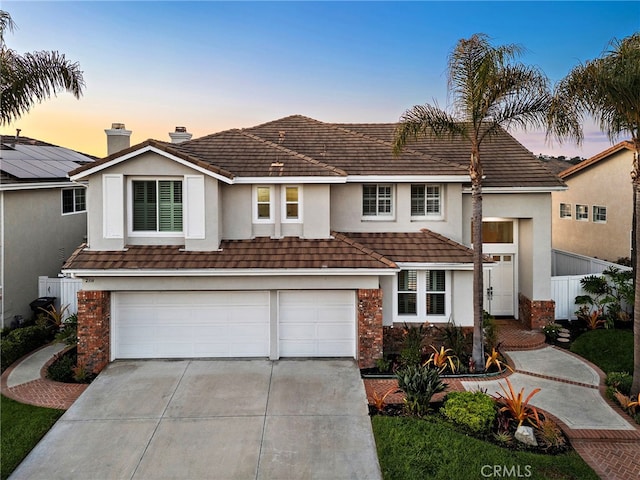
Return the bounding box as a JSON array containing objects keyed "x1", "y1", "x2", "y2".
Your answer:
[
  {"x1": 372, "y1": 415, "x2": 599, "y2": 480},
  {"x1": 570, "y1": 329, "x2": 634, "y2": 374},
  {"x1": 1, "y1": 395, "x2": 64, "y2": 480}
]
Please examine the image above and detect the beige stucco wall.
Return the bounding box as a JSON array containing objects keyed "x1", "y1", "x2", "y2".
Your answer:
[
  {"x1": 552, "y1": 149, "x2": 633, "y2": 261},
  {"x1": 462, "y1": 192, "x2": 552, "y2": 300},
  {"x1": 86, "y1": 152, "x2": 220, "y2": 251},
  {"x1": 2, "y1": 188, "x2": 87, "y2": 327},
  {"x1": 329, "y1": 183, "x2": 464, "y2": 240}
]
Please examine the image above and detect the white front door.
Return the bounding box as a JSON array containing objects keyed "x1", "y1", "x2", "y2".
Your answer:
[{"x1": 483, "y1": 254, "x2": 515, "y2": 316}]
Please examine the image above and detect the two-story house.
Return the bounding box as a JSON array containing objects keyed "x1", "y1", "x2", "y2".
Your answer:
[
  {"x1": 552, "y1": 141, "x2": 634, "y2": 263},
  {"x1": 63, "y1": 115, "x2": 564, "y2": 374},
  {"x1": 1, "y1": 134, "x2": 94, "y2": 328}
]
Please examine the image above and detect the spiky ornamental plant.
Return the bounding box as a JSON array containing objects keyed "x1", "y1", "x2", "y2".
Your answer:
[
  {"x1": 393, "y1": 34, "x2": 552, "y2": 370},
  {"x1": 548, "y1": 33, "x2": 640, "y2": 396},
  {"x1": 0, "y1": 10, "x2": 85, "y2": 125}
]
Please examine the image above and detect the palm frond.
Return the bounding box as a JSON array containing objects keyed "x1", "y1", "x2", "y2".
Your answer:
[{"x1": 393, "y1": 104, "x2": 464, "y2": 155}]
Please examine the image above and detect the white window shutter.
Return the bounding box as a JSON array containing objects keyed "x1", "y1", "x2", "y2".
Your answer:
[
  {"x1": 184, "y1": 175, "x2": 205, "y2": 239},
  {"x1": 103, "y1": 174, "x2": 124, "y2": 238}
]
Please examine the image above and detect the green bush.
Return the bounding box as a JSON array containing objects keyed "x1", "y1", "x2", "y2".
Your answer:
[
  {"x1": 605, "y1": 372, "x2": 633, "y2": 395},
  {"x1": 396, "y1": 364, "x2": 447, "y2": 415},
  {"x1": 46, "y1": 350, "x2": 77, "y2": 383},
  {"x1": 1, "y1": 325, "x2": 54, "y2": 373},
  {"x1": 441, "y1": 391, "x2": 497, "y2": 433},
  {"x1": 400, "y1": 324, "x2": 426, "y2": 367}
]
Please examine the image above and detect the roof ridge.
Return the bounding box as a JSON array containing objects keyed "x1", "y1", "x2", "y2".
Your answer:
[
  {"x1": 332, "y1": 231, "x2": 398, "y2": 268},
  {"x1": 160, "y1": 142, "x2": 236, "y2": 179},
  {"x1": 239, "y1": 130, "x2": 348, "y2": 176}
]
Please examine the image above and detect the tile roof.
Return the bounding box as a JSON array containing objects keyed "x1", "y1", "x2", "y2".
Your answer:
[
  {"x1": 343, "y1": 229, "x2": 488, "y2": 264},
  {"x1": 69, "y1": 114, "x2": 564, "y2": 189},
  {"x1": 63, "y1": 234, "x2": 398, "y2": 271},
  {"x1": 338, "y1": 121, "x2": 565, "y2": 188},
  {"x1": 559, "y1": 140, "x2": 634, "y2": 179},
  {"x1": 62, "y1": 230, "x2": 489, "y2": 272}
]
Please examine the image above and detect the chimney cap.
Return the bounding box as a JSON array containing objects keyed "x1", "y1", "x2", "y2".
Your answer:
[
  {"x1": 175, "y1": 126, "x2": 187, "y2": 133},
  {"x1": 111, "y1": 122, "x2": 126, "y2": 129}
]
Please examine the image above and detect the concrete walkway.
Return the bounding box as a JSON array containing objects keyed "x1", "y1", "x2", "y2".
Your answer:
[
  {"x1": 461, "y1": 346, "x2": 640, "y2": 479},
  {"x1": 8, "y1": 359, "x2": 381, "y2": 480}
]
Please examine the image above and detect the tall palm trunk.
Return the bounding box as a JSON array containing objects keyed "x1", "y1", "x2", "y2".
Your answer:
[
  {"x1": 470, "y1": 147, "x2": 485, "y2": 369},
  {"x1": 632, "y1": 146, "x2": 640, "y2": 397}
]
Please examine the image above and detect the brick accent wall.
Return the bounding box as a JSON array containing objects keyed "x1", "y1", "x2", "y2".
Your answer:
[
  {"x1": 77, "y1": 290, "x2": 111, "y2": 375},
  {"x1": 357, "y1": 289, "x2": 383, "y2": 369},
  {"x1": 519, "y1": 293, "x2": 555, "y2": 330}
]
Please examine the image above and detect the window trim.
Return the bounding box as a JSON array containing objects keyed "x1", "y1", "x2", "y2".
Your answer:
[
  {"x1": 281, "y1": 185, "x2": 303, "y2": 223},
  {"x1": 559, "y1": 203, "x2": 572, "y2": 219},
  {"x1": 410, "y1": 184, "x2": 444, "y2": 220},
  {"x1": 362, "y1": 184, "x2": 395, "y2": 220},
  {"x1": 394, "y1": 269, "x2": 451, "y2": 323},
  {"x1": 61, "y1": 187, "x2": 86, "y2": 215},
  {"x1": 593, "y1": 205, "x2": 607, "y2": 224},
  {"x1": 253, "y1": 185, "x2": 275, "y2": 223},
  {"x1": 127, "y1": 177, "x2": 184, "y2": 237},
  {"x1": 576, "y1": 204, "x2": 589, "y2": 222}
]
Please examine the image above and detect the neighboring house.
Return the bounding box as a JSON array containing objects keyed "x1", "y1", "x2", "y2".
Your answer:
[
  {"x1": 62, "y1": 116, "x2": 564, "y2": 374},
  {"x1": 0, "y1": 134, "x2": 94, "y2": 328},
  {"x1": 552, "y1": 141, "x2": 634, "y2": 262}
]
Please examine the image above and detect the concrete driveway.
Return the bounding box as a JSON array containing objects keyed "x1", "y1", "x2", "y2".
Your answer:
[{"x1": 10, "y1": 359, "x2": 381, "y2": 480}]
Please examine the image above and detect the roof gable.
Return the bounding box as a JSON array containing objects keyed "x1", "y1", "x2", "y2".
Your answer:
[{"x1": 559, "y1": 141, "x2": 634, "y2": 179}]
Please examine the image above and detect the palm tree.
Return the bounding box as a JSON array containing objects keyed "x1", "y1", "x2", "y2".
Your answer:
[
  {"x1": 393, "y1": 33, "x2": 551, "y2": 370},
  {"x1": 548, "y1": 33, "x2": 640, "y2": 396},
  {"x1": 0, "y1": 10, "x2": 84, "y2": 126}
]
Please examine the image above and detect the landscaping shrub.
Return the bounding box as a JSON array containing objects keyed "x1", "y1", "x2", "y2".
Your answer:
[
  {"x1": 441, "y1": 391, "x2": 496, "y2": 434},
  {"x1": 605, "y1": 372, "x2": 633, "y2": 396},
  {"x1": 396, "y1": 364, "x2": 447, "y2": 415},
  {"x1": 400, "y1": 324, "x2": 426, "y2": 367},
  {"x1": 47, "y1": 349, "x2": 77, "y2": 383},
  {"x1": 1, "y1": 325, "x2": 54, "y2": 373}
]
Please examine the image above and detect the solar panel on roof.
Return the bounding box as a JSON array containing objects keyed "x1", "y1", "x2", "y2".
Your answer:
[{"x1": 1, "y1": 145, "x2": 92, "y2": 179}]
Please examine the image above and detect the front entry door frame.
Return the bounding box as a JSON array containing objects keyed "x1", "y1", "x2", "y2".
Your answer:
[{"x1": 482, "y1": 218, "x2": 518, "y2": 318}]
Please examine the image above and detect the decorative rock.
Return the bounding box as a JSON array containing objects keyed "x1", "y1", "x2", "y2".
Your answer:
[
  {"x1": 559, "y1": 328, "x2": 570, "y2": 334},
  {"x1": 515, "y1": 425, "x2": 538, "y2": 446},
  {"x1": 557, "y1": 337, "x2": 570, "y2": 343},
  {"x1": 558, "y1": 332, "x2": 571, "y2": 338}
]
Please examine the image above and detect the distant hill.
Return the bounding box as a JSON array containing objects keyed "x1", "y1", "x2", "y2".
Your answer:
[{"x1": 537, "y1": 154, "x2": 583, "y2": 175}]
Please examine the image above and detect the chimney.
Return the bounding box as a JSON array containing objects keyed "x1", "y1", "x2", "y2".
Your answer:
[
  {"x1": 168, "y1": 126, "x2": 192, "y2": 144},
  {"x1": 105, "y1": 122, "x2": 132, "y2": 155}
]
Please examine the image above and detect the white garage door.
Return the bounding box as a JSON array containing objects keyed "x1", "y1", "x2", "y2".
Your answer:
[
  {"x1": 278, "y1": 290, "x2": 356, "y2": 358},
  {"x1": 113, "y1": 291, "x2": 270, "y2": 359}
]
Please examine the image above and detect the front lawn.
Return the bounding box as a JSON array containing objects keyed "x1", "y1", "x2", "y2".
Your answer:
[
  {"x1": 372, "y1": 415, "x2": 599, "y2": 480},
  {"x1": 570, "y1": 329, "x2": 634, "y2": 374},
  {"x1": 0, "y1": 395, "x2": 64, "y2": 480}
]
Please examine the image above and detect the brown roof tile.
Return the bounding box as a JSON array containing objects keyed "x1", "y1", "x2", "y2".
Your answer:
[
  {"x1": 63, "y1": 236, "x2": 398, "y2": 272},
  {"x1": 343, "y1": 230, "x2": 491, "y2": 264}
]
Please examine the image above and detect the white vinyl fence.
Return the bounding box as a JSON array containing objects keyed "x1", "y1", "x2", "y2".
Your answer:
[
  {"x1": 550, "y1": 274, "x2": 591, "y2": 320},
  {"x1": 552, "y1": 249, "x2": 630, "y2": 276},
  {"x1": 38, "y1": 276, "x2": 83, "y2": 316}
]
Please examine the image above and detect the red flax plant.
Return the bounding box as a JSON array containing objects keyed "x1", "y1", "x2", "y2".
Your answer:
[{"x1": 493, "y1": 378, "x2": 541, "y2": 428}]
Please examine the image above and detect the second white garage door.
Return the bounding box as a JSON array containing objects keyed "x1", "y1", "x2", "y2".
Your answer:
[
  {"x1": 113, "y1": 291, "x2": 270, "y2": 359},
  {"x1": 278, "y1": 290, "x2": 356, "y2": 358}
]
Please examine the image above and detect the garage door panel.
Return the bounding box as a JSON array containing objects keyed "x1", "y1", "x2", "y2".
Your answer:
[
  {"x1": 114, "y1": 291, "x2": 269, "y2": 359},
  {"x1": 278, "y1": 291, "x2": 355, "y2": 358}
]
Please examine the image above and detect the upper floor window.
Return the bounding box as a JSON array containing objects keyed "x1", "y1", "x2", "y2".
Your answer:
[
  {"x1": 559, "y1": 203, "x2": 572, "y2": 219},
  {"x1": 576, "y1": 204, "x2": 589, "y2": 221},
  {"x1": 282, "y1": 186, "x2": 302, "y2": 222},
  {"x1": 132, "y1": 180, "x2": 182, "y2": 232},
  {"x1": 593, "y1": 205, "x2": 607, "y2": 223},
  {"x1": 254, "y1": 186, "x2": 274, "y2": 222},
  {"x1": 411, "y1": 184, "x2": 442, "y2": 217},
  {"x1": 481, "y1": 221, "x2": 514, "y2": 244},
  {"x1": 362, "y1": 184, "x2": 393, "y2": 217},
  {"x1": 62, "y1": 187, "x2": 86, "y2": 214}
]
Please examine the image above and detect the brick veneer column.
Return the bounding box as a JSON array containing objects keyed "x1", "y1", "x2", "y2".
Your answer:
[
  {"x1": 518, "y1": 293, "x2": 555, "y2": 330},
  {"x1": 357, "y1": 289, "x2": 383, "y2": 369},
  {"x1": 77, "y1": 290, "x2": 111, "y2": 375}
]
